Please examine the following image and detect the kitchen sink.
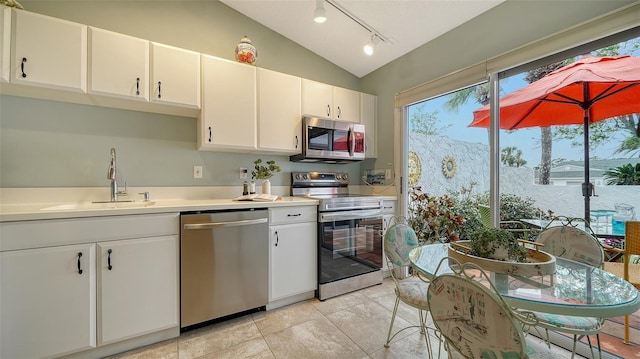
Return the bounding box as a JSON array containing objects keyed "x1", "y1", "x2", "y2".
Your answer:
[{"x1": 41, "y1": 201, "x2": 156, "y2": 211}]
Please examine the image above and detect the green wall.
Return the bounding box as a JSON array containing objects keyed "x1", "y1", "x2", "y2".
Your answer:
[{"x1": 1, "y1": 0, "x2": 634, "y2": 188}]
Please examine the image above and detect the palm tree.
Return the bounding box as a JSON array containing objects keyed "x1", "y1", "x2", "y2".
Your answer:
[
  {"x1": 604, "y1": 163, "x2": 640, "y2": 185},
  {"x1": 501, "y1": 146, "x2": 527, "y2": 167},
  {"x1": 524, "y1": 61, "x2": 567, "y2": 184}
]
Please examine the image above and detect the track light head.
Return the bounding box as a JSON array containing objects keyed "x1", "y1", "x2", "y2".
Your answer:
[
  {"x1": 314, "y1": 0, "x2": 327, "y2": 23},
  {"x1": 363, "y1": 34, "x2": 380, "y2": 56}
]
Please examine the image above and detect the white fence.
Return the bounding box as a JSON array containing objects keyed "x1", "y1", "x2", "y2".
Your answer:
[{"x1": 409, "y1": 133, "x2": 639, "y2": 218}]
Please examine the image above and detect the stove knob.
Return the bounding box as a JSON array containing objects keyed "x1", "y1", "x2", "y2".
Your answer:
[
  {"x1": 342, "y1": 174, "x2": 348, "y2": 180},
  {"x1": 302, "y1": 174, "x2": 308, "y2": 180},
  {"x1": 294, "y1": 174, "x2": 300, "y2": 180}
]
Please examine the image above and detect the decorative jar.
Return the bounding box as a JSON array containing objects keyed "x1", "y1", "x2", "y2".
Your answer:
[{"x1": 235, "y1": 36, "x2": 257, "y2": 65}]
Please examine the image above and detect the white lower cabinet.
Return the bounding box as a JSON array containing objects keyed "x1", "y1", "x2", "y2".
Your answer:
[
  {"x1": 0, "y1": 213, "x2": 179, "y2": 359},
  {"x1": 268, "y1": 206, "x2": 317, "y2": 305},
  {"x1": 97, "y1": 235, "x2": 178, "y2": 346},
  {"x1": 0, "y1": 243, "x2": 97, "y2": 359}
]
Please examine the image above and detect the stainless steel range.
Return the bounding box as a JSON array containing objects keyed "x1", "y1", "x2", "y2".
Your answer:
[{"x1": 291, "y1": 171, "x2": 384, "y2": 300}]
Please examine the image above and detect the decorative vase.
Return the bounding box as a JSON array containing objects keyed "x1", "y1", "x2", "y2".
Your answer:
[
  {"x1": 261, "y1": 179, "x2": 271, "y2": 195},
  {"x1": 235, "y1": 36, "x2": 257, "y2": 65},
  {"x1": 0, "y1": 0, "x2": 24, "y2": 9}
]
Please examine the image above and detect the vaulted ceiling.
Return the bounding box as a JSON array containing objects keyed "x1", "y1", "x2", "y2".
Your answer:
[{"x1": 220, "y1": 0, "x2": 506, "y2": 78}]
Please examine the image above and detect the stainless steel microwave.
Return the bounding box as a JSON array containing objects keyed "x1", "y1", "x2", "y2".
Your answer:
[{"x1": 290, "y1": 117, "x2": 365, "y2": 163}]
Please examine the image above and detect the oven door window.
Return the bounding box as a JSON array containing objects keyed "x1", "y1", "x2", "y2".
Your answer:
[{"x1": 318, "y1": 217, "x2": 383, "y2": 284}]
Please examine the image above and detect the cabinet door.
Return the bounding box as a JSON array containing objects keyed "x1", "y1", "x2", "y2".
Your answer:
[
  {"x1": 361, "y1": 93, "x2": 377, "y2": 158},
  {"x1": 1, "y1": 243, "x2": 96, "y2": 359},
  {"x1": 270, "y1": 222, "x2": 317, "y2": 301},
  {"x1": 89, "y1": 27, "x2": 149, "y2": 101},
  {"x1": 199, "y1": 54, "x2": 256, "y2": 151},
  {"x1": 150, "y1": 42, "x2": 200, "y2": 108},
  {"x1": 11, "y1": 9, "x2": 87, "y2": 92},
  {"x1": 1, "y1": 7, "x2": 10, "y2": 83},
  {"x1": 333, "y1": 86, "x2": 360, "y2": 122},
  {"x1": 97, "y1": 235, "x2": 178, "y2": 345},
  {"x1": 302, "y1": 78, "x2": 332, "y2": 118},
  {"x1": 257, "y1": 68, "x2": 302, "y2": 153}
]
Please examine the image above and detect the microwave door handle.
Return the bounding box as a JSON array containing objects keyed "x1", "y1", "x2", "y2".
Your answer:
[{"x1": 348, "y1": 127, "x2": 354, "y2": 156}]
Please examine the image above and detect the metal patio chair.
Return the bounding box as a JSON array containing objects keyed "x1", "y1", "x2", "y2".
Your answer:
[
  {"x1": 428, "y1": 257, "x2": 557, "y2": 358},
  {"x1": 603, "y1": 221, "x2": 640, "y2": 344},
  {"x1": 383, "y1": 222, "x2": 434, "y2": 357},
  {"x1": 532, "y1": 218, "x2": 606, "y2": 358}
]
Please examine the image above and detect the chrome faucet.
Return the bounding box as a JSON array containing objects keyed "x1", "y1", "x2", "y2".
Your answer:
[{"x1": 107, "y1": 148, "x2": 127, "y2": 201}]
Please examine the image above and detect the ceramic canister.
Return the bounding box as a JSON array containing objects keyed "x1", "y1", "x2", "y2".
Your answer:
[{"x1": 235, "y1": 36, "x2": 257, "y2": 65}]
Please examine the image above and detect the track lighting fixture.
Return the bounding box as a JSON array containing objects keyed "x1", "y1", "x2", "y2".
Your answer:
[
  {"x1": 314, "y1": 0, "x2": 327, "y2": 24},
  {"x1": 363, "y1": 34, "x2": 380, "y2": 56}
]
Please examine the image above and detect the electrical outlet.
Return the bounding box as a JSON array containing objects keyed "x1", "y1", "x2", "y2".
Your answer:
[
  {"x1": 385, "y1": 169, "x2": 392, "y2": 180},
  {"x1": 239, "y1": 167, "x2": 248, "y2": 179},
  {"x1": 193, "y1": 165, "x2": 203, "y2": 179}
]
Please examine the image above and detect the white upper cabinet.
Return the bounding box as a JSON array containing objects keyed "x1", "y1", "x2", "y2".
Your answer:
[
  {"x1": 302, "y1": 79, "x2": 333, "y2": 118},
  {"x1": 257, "y1": 68, "x2": 302, "y2": 154},
  {"x1": 199, "y1": 54, "x2": 257, "y2": 151},
  {"x1": 88, "y1": 27, "x2": 149, "y2": 101},
  {"x1": 302, "y1": 79, "x2": 360, "y2": 122},
  {"x1": 1, "y1": 6, "x2": 10, "y2": 83},
  {"x1": 361, "y1": 92, "x2": 377, "y2": 158},
  {"x1": 10, "y1": 9, "x2": 87, "y2": 92},
  {"x1": 333, "y1": 85, "x2": 360, "y2": 122},
  {"x1": 150, "y1": 42, "x2": 200, "y2": 108}
]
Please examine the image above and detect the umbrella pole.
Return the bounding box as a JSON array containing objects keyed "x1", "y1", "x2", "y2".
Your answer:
[
  {"x1": 583, "y1": 83, "x2": 591, "y2": 223},
  {"x1": 583, "y1": 110, "x2": 590, "y2": 223}
]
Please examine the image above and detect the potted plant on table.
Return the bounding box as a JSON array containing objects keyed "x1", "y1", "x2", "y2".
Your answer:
[
  {"x1": 252, "y1": 159, "x2": 281, "y2": 195},
  {"x1": 468, "y1": 227, "x2": 527, "y2": 262}
]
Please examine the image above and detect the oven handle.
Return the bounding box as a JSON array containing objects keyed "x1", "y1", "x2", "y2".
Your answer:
[
  {"x1": 319, "y1": 209, "x2": 383, "y2": 222},
  {"x1": 321, "y1": 203, "x2": 382, "y2": 212}
]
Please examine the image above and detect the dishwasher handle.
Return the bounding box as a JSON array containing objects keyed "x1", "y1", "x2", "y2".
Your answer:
[{"x1": 183, "y1": 217, "x2": 268, "y2": 230}]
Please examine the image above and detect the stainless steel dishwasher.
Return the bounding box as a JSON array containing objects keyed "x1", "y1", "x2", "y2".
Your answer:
[{"x1": 180, "y1": 208, "x2": 269, "y2": 329}]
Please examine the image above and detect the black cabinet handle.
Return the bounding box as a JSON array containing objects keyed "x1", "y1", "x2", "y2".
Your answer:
[
  {"x1": 136, "y1": 77, "x2": 140, "y2": 96},
  {"x1": 107, "y1": 249, "x2": 113, "y2": 270},
  {"x1": 287, "y1": 213, "x2": 301, "y2": 217},
  {"x1": 157, "y1": 81, "x2": 162, "y2": 98},
  {"x1": 295, "y1": 135, "x2": 299, "y2": 149},
  {"x1": 337, "y1": 106, "x2": 342, "y2": 118},
  {"x1": 21, "y1": 57, "x2": 27, "y2": 78},
  {"x1": 77, "y1": 252, "x2": 83, "y2": 274},
  {"x1": 208, "y1": 126, "x2": 212, "y2": 143},
  {"x1": 275, "y1": 230, "x2": 279, "y2": 247},
  {"x1": 326, "y1": 104, "x2": 331, "y2": 117}
]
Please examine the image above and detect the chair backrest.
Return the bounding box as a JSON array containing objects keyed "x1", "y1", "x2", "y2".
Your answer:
[
  {"x1": 625, "y1": 221, "x2": 640, "y2": 257},
  {"x1": 537, "y1": 225, "x2": 604, "y2": 267},
  {"x1": 384, "y1": 223, "x2": 419, "y2": 268},
  {"x1": 428, "y1": 260, "x2": 527, "y2": 358}
]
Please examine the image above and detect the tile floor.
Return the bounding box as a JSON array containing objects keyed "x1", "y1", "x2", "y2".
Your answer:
[{"x1": 106, "y1": 278, "x2": 583, "y2": 359}]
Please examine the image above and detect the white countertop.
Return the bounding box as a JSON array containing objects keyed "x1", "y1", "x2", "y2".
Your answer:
[{"x1": 0, "y1": 197, "x2": 319, "y2": 222}]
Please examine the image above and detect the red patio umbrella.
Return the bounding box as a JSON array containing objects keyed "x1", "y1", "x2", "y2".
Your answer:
[{"x1": 469, "y1": 55, "x2": 640, "y2": 221}]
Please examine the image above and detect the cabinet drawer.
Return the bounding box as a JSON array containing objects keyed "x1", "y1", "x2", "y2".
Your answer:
[
  {"x1": 382, "y1": 200, "x2": 396, "y2": 214},
  {"x1": 269, "y1": 206, "x2": 316, "y2": 225},
  {"x1": 0, "y1": 213, "x2": 179, "y2": 251}
]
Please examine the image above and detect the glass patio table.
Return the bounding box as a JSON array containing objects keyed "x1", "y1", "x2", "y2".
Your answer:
[{"x1": 409, "y1": 243, "x2": 640, "y2": 318}]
